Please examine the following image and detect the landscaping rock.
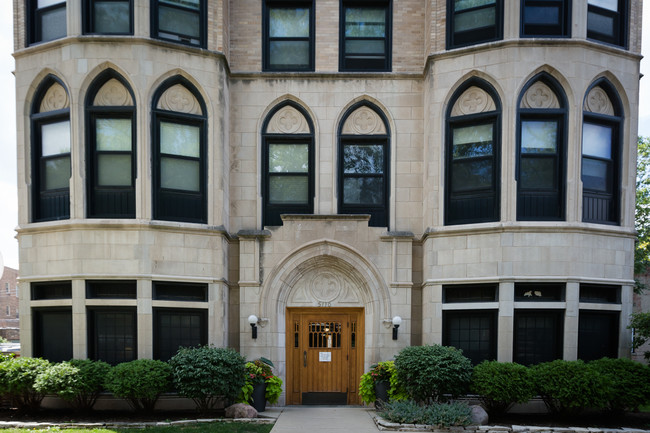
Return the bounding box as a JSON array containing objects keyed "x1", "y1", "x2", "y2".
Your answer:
[
  {"x1": 470, "y1": 405, "x2": 489, "y2": 425},
  {"x1": 225, "y1": 403, "x2": 258, "y2": 418}
]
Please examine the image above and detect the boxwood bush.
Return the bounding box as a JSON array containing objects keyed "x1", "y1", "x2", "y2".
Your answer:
[
  {"x1": 531, "y1": 359, "x2": 608, "y2": 416},
  {"x1": 471, "y1": 361, "x2": 535, "y2": 416},
  {"x1": 394, "y1": 345, "x2": 472, "y2": 403},
  {"x1": 0, "y1": 357, "x2": 50, "y2": 412},
  {"x1": 169, "y1": 346, "x2": 246, "y2": 412},
  {"x1": 589, "y1": 357, "x2": 650, "y2": 414},
  {"x1": 104, "y1": 359, "x2": 171, "y2": 412}
]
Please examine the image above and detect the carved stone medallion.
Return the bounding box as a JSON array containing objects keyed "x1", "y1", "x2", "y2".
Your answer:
[
  {"x1": 93, "y1": 78, "x2": 133, "y2": 106},
  {"x1": 584, "y1": 86, "x2": 614, "y2": 116},
  {"x1": 451, "y1": 86, "x2": 496, "y2": 117},
  {"x1": 157, "y1": 84, "x2": 202, "y2": 115},
  {"x1": 341, "y1": 106, "x2": 387, "y2": 135},
  {"x1": 521, "y1": 81, "x2": 559, "y2": 109},
  {"x1": 310, "y1": 271, "x2": 342, "y2": 303},
  {"x1": 39, "y1": 83, "x2": 69, "y2": 113},
  {"x1": 266, "y1": 105, "x2": 310, "y2": 134}
]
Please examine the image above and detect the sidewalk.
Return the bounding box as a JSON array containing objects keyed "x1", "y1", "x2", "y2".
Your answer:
[{"x1": 269, "y1": 406, "x2": 378, "y2": 433}]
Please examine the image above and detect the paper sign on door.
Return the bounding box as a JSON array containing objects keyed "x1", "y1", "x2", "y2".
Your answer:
[{"x1": 319, "y1": 352, "x2": 331, "y2": 362}]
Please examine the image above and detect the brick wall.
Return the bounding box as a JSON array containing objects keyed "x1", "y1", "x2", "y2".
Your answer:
[{"x1": 0, "y1": 267, "x2": 19, "y2": 342}]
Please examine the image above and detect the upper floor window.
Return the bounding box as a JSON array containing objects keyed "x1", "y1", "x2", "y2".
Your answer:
[
  {"x1": 86, "y1": 71, "x2": 136, "y2": 218},
  {"x1": 151, "y1": 0, "x2": 206, "y2": 47},
  {"x1": 521, "y1": 0, "x2": 570, "y2": 37},
  {"x1": 338, "y1": 102, "x2": 390, "y2": 228},
  {"x1": 587, "y1": 0, "x2": 627, "y2": 47},
  {"x1": 152, "y1": 77, "x2": 207, "y2": 223},
  {"x1": 581, "y1": 80, "x2": 622, "y2": 224},
  {"x1": 339, "y1": 0, "x2": 391, "y2": 72},
  {"x1": 445, "y1": 79, "x2": 500, "y2": 225},
  {"x1": 84, "y1": 0, "x2": 133, "y2": 35},
  {"x1": 31, "y1": 77, "x2": 71, "y2": 222},
  {"x1": 29, "y1": 0, "x2": 66, "y2": 45},
  {"x1": 262, "y1": 102, "x2": 314, "y2": 227},
  {"x1": 447, "y1": 0, "x2": 502, "y2": 49},
  {"x1": 263, "y1": 0, "x2": 315, "y2": 71},
  {"x1": 516, "y1": 74, "x2": 567, "y2": 221}
]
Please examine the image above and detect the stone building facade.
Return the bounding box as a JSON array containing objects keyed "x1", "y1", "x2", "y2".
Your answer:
[
  {"x1": 0, "y1": 267, "x2": 19, "y2": 342},
  {"x1": 13, "y1": 0, "x2": 641, "y2": 405}
]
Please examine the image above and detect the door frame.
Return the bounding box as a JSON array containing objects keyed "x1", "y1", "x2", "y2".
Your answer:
[{"x1": 285, "y1": 307, "x2": 365, "y2": 405}]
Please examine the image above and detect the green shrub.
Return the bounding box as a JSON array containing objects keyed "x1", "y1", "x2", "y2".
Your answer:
[
  {"x1": 531, "y1": 360, "x2": 608, "y2": 416},
  {"x1": 34, "y1": 361, "x2": 79, "y2": 401},
  {"x1": 104, "y1": 359, "x2": 171, "y2": 412},
  {"x1": 169, "y1": 346, "x2": 246, "y2": 412},
  {"x1": 359, "y1": 361, "x2": 408, "y2": 405},
  {"x1": 0, "y1": 357, "x2": 50, "y2": 412},
  {"x1": 589, "y1": 357, "x2": 650, "y2": 414},
  {"x1": 379, "y1": 400, "x2": 472, "y2": 427},
  {"x1": 471, "y1": 361, "x2": 535, "y2": 416},
  {"x1": 394, "y1": 345, "x2": 472, "y2": 403}
]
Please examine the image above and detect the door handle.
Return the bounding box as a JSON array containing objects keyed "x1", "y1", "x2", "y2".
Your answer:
[{"x1": 303, "y1": 351, "x2": 307, "y2": 367}]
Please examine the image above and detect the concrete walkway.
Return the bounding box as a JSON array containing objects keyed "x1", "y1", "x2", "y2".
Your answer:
[{"x1": 269, "y1": 406, "x2": 378, "y2": 432}]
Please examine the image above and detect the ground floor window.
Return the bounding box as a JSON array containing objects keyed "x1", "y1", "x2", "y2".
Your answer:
[
  {"x1": 153, "y1": 308, "x2": 207, "y2": 361},
  {"x1": 33, "y1": 308, "x2": 72, "y2": 362},
  {"x1": 513, "y1": 309, "x2": 563, "y2": 365},
  {"x1": 443, "y1": 310, "x2": 497, "y2": 365},
  {"x1": 88, "y1": 308, "x2": 136, "y2": 365},
  {"x1": 578, "y1": 310, "x2": 619, "y2": 361}
]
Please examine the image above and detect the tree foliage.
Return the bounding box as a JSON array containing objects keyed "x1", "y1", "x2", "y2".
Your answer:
[{"x1": 635, "y1": 136, "x2": 650, "y2": 280}]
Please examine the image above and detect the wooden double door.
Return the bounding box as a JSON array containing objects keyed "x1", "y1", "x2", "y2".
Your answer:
[{"x1": 286, "y1": 307, "x2": 364, "y2": 405}]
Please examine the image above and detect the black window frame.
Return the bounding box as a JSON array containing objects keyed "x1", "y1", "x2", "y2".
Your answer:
[
  {"x1": 262, "y1": 0, "x2": 315, "y2": 72},
  {"x1": 515, "y1": 282, "x2": 565, "y2": 301},
  {"x1": 151, "y1": 0, "x2": 207, "y2": 48},
  {"x1": 262, "y1": 102, "x2": 315, "y2": 227},
  {"x1": 587, "y1": 0, "x2": 628, "y2": 48},
  {"x1": 520, "y1": 0, "x2": 571, "y2": 37},
  {"x1": 153, "y1": 281, "x2": 208, "y2": 302},
  {"x1": 579, "y1": 283, "x2": 621, "y2": 304},
  {"x1": 581, "y1": 80, "x2": 622, "y2": 225},
  {"x1": 153, "y1": 307, "x2": 208, "y2": 361},
  {"x1": 27, "y1": 0, "x2": 67, "y2": 45},
  {"x1": 446, "y1": 0, "x2": 503, "y2": 49},
  {"x1": 339, "y1": 0, "x2": 392, "y2": 72},
  {"x1": 87, "y1": 307, "x2": 137, "y2": 365},
  {"x1": 443, "y1": 309, "x2": 497, "y2": 365},
  {"x1": 445, "y1": 79, "x2": 501, "y2": 225},
  {"x1": 83, "y1": 0, "x2": 134, "y2": 35},
  {"x1": 86, "y1": 71, "x2": 136, "y2": 219},
  {"x1": 516, "y1": 73, "x2": 567, "y2": 221},
  {"x1": 443, "y1": 283, "x2": 498, "y2": 303},
  {"x1": 337, "y1": 102, "x2": 390, "y2": 228},
  {"x1": 32, "y1": 307, "x2": 73, "y2": 362},
  {"x1": 152, "y1": 77, "x2": 207, "y2": 224},
  {"x1": 31, "y1": 280, "x2": 72, "y2": 300},
  {"x1": 31, "y1": 76, "x2": 71, "y2": 222},
  {"x1": 86, "y1": 280, "x2": 137, "y2": 299},
  {"x1": 578, "y1": 310, "x2": 619, "y2": 360},
  {"x1": 513, "y1": 309, "x2": 564, "y2": 365}
]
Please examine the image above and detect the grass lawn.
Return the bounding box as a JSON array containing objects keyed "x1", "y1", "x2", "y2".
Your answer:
[{"x1": 0, "y1": 424, "x2": 274, "y2": 433}]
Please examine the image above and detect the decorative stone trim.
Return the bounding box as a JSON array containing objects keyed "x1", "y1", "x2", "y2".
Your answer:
[
  {"x1": 93, "y1": 78, "x2": 133, "y2": 106},
  {"x1": 39, "y1": 83, "x2": 69, "y2": 112},
  {"x1": 374, "y1": 417, "x2": 650, "y2": 433},
  {"x1": 451, "y1": 86, "x2": 496, "y2": 117}
]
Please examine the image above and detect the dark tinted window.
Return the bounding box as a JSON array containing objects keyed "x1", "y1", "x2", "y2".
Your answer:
[
  {"x1": 587, "y1": 0, "x2": 627, "y2": 47},
  {"x1": 86, "y1": 280, "x2": 137, "y2": 299},
  {"x1": 263, "y1": 1, "x2": 314, "y2": 71},
  {"x1": 33, "y1": 308, "x2": 72, "y2": 362},
  {"x1": 154, "y1": 308, "x2": 207, "y2": 361},
  {"x1": 84, "y1": 0, "x2": 132, "y2": 34},
  {"x1": 443, "y1": 310, "x2": 497, "y2": 365},
  {"x1": 579, "y1": 284, "x2": 621, "y2": 303},
  {"x1": 29, "y1": 0, "x2": 67, "y2": 45},
  {"x1": 153, "y1": 282, "x2": 208, "y2": 302},
  {"x1": 152, "y1": 0, "x2": 206, "y2": 47},
  {"x1": 521, "y1": 0, "x2": 570, "y2": 37},
  {"x1": 443, "y1": 284, "x2": 498, "y2": 303},
  {"x1": 32, "y1": 281, "x2": 72, "y2": 300},
  {"x1": 514, "y1": 310, "x2": 563, "y2": 365},
  {"x1": 515, "y1": 283, "x2": 565, "y2": 301},
  {"x1": 447, "y1": 0, "x2": 502, "y2": 49},
  {"x1": 578, "y1": 311, "x2": 619, "y2": 360},
  {"x1": 88, "y1": 308, "x2": 137, "y2": 365},
  {"x1": 340, "y1": 1, "x2": 391, "y2": 71}
]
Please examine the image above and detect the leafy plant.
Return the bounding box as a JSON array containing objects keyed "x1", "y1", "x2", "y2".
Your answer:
[
  {"x1": 169, "y1": 346, "x2": 246, "y2": 412},
  {"x1": 359, "y1": 361, "x2": 407, "y2": 404},
  {"x1": 629, "y1": 312, "x2": 650, "y2": 360},
  {"x1": 237, "y1": 359, "x2": 283, "y2": 405},
  {"x1": 0, "y1": 357, "x2": 50, "y2": 412},
  {"x1": 471, "y1": 361, "x2": 535, "y2": 416},
  {"x1": 394, "y1": 345, "x2": 472, "y2": 403},
  {"x1": 104, "y1": 359, "x2": 171, "y2": 412},
  {"x1": 589, "y1": 357, "x2": 650, "y2": 414},
  {"x1": 66, "y1": 359, "x2": 112, "y2": 410},
  {"x1": 378, "y1": 400, "x2": 471, "y2": 427},
  {"x1": 265, "y1": 375, "x2": 283, "y2": 404},
  {"x1": 531, "y1": 360, "x2": 608, "y2": 416}
]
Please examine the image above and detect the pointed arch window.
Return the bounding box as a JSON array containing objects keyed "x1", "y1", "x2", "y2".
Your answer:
[
  {"x1": 152, "y1": 78, "x2": 207, "y2": 223},
  {"x1": 262, "y1": 103, "x2": 314, "y2": 227},
  {"x1": 582, "y1": 81, "x2": 622, "y2": 224},
  {"x1": 31, "y1": 77, "x2": 71, "y2": 222},
  {"x1": 86, "y1": 72, "x2": 136, "y2": 218},
  {"x1": 445, "y1": 80, "x2": 500, "y2": 225},
  {"x1": 516, "y1": 74, "x2": 567, "y2": 220},
  {"x1": 338, "y1": 102, "x2": 390, "y2": 228}
]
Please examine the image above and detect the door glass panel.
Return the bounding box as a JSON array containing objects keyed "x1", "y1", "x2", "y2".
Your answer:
[
  {"x1": 343, "y1": 177, "x2": 383, "y2": 204},
  {"x1": 453, "y1": 124, "x2": 493, "y2": 158},
  {"x1": 521, "y1": 121, "x2": 557, "y2": 154},
  {"x1": 455, "y1": 7, "x2": 496, "y2": 32},
  {"x1": 343, "y1": 145, "x2": 384, "y2": 174},
  {"x1": 582, "y1": 123, "x2": 612, "y2": 159},
  {"x1": 269, "y1": 144, "x2": 308, "y2": 172},
  {"x1": 45, "y1": 156, "x2": 70, "y2": 190},
  {"x1": 94, "y1": 1, "x2": 130, "y2": 33},
  {"x1": 345, "y1": 8, "x2": 386, "y2": 37},
  {"x1": 269, "y1": 176, "x2": 308, "y2": 204},
  {"x1": 269, "y1": 8, "x2": 309, "y2": 37},
  {"x1": 161, "y1": 122, "x2": 200, "y2": 157},
  {"x1": 161, "y1": 157, "x2": 199, "y2": 191},
  {"x1": 308, "y1": 322, "x2": 342, "y2": 348},
  {"x1": 98, "y1": 154, "x2": 131, "y2": 186},
  {"x1": 42, "y1": 121, "x2": 71, "y2": 156},
  {"x1": 97, "y1": 118, "x2": 132, "y2": 151},
  {"x1": 269, "y1": 41, "x2": 310, "y2": 67}
]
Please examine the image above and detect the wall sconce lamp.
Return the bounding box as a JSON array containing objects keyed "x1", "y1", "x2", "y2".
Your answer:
[
  {"x1": 248, "y1": 314, "x2": 258, "y2": 339},
  {"x1": 392, "y1": 316, "x2": 402, "y2": 340}
]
